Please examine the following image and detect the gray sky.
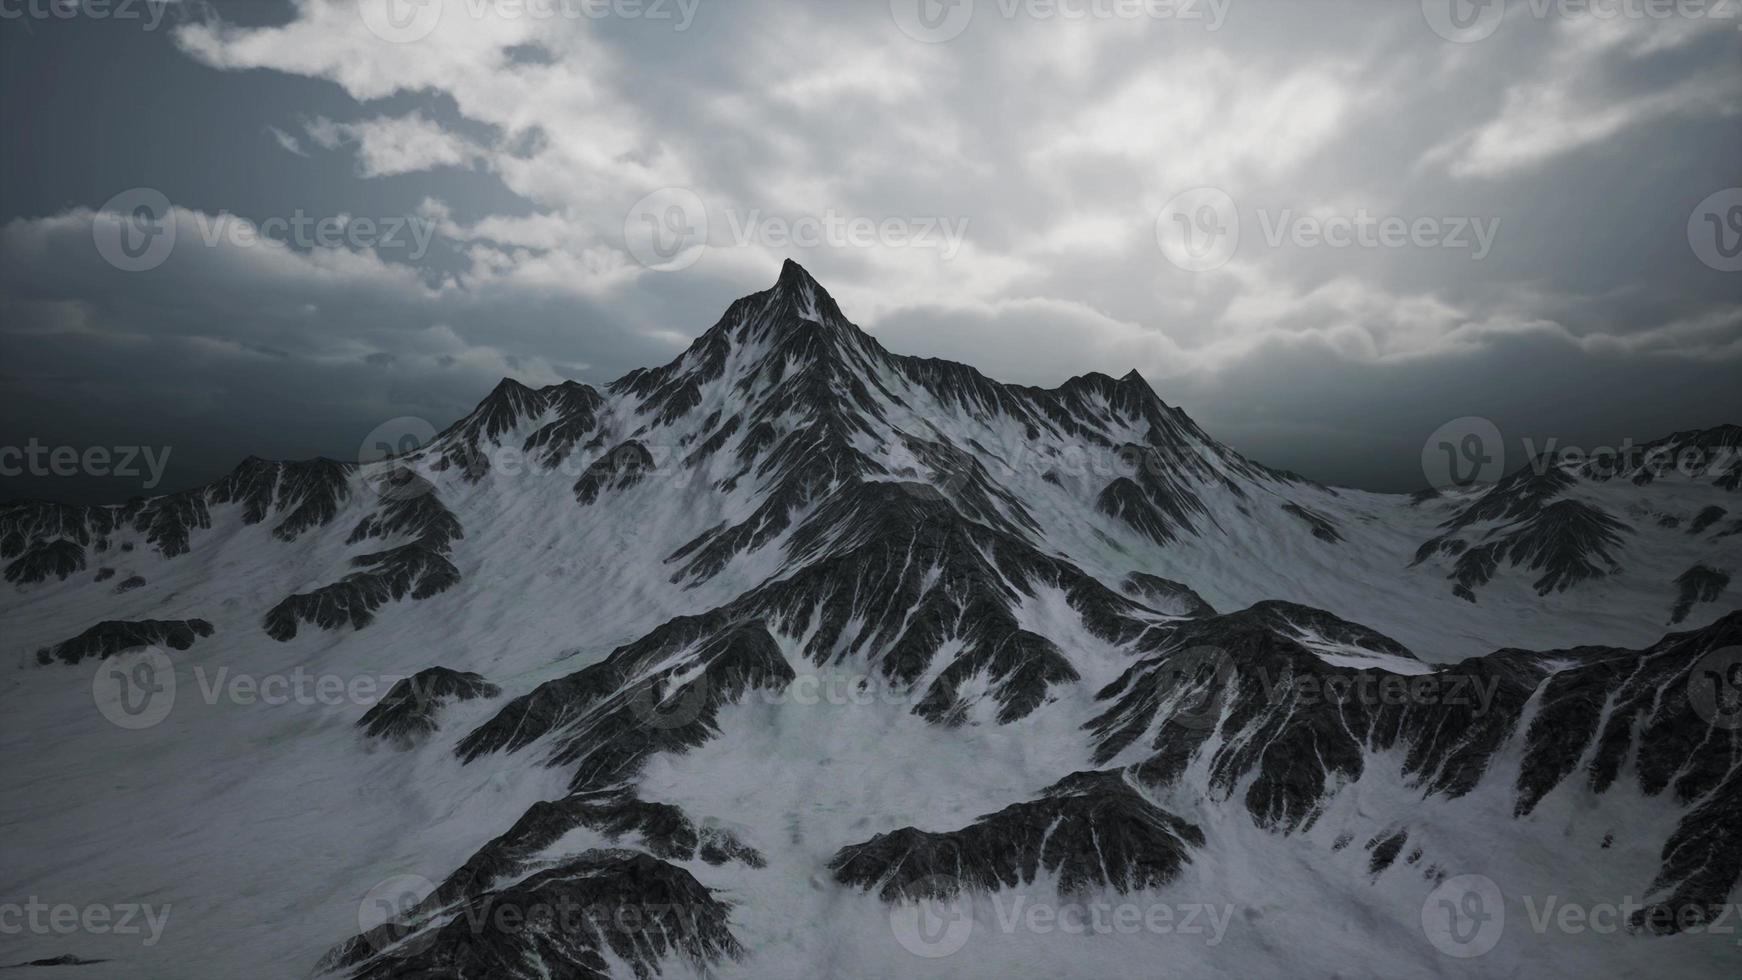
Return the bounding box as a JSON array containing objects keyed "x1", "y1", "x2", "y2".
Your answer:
[{"x1": 2, "y1": 0, "x2": 1739, "y2": 502}]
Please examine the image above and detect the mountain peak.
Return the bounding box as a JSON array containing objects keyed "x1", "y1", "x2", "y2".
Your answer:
[
  {"x1": 774, "y1": 257, "x2": 820, "y2": 295},
  {"x1": 764, "y1": 258, "x2": 846, "y2": 327}
]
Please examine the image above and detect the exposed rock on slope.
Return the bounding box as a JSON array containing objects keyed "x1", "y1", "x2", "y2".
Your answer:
[{"x1": 35, "y1": 618, "x2": 214, "y2": 665}]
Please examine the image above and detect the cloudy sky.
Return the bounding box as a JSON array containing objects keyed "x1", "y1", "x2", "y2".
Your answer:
[{"x1": 2, "y1": 0, "x2": 1738, "y2": 502}]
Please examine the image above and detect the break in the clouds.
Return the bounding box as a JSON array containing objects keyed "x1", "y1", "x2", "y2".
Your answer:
[{"x1": 1, "y1": 0, "x2": 1738, "y2": 501}]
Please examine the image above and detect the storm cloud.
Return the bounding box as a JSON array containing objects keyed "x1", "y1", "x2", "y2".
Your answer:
[{"x1": 2, "y1": 0, "x2": 1738, "y2": 501}]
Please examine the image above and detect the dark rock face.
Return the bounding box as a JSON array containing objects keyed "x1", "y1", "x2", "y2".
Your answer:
[
  {"x1": 35, "y1": 618, "x2": 214, "y2": 666},
  {"x1": 357, "y1": 667, "x2": 500, "y2": 746},
  {"x1": 441, "y1": 786, "x2": 767, "y2": 873},
  {"x1": 698, "y1": 827, "x2": 765, "y2": 867},
  {"x1": 830, "y1": 770, "x2": 1204, "y2": 900},
  {"x1": 320, "y1": 850, "x2": 740, "y2": 980},
  {"x1": 1088, "y1": 605, "x2": 1742, "y2": 934},
  {"x1": 557, "y1": 789, "x2": 701, "y2": 860},
  {"x1": 1282, "y1": 502, "x2": 1343, "y2": 543},
  {"x1": 1090, "y1": 601, "x2": 1489, "y2": 831},
  {"x1": 736, "y1": 481, "x2": 1153, "y2": 724},
  {"x1": 457, "y1": 621, "x2": 795, "y2": 791},
  {"x1": 573, "y1": 440, "x2": 656, "y2": 505},
  {"x1": 1670, "y1": 565, "x2": 1731, "y2": 624},
  {"x1": 0, "y1": 457, "x2": 354, "y2": 572},
  {"x1": 1121, "y1": 572, "x2": 1216, "y2": 618},
  {"x1": 433, "y1": 379, "x2": 538, "y2": 480},
  {"x1": 0, "y1": 501, "x2": 114, "y2": 557},
  {"x1": 210, "y1": 456, "x2": 354, "y2": 542},
  {"x1": 1412, "y1": 433, "x2": 1739, "y2": 601},
  {"x1": 521, "y1": 382, "x2": 608, "y2": 468},
  {"x1": 1424, "y1": 498, "x2": 1632, "y2": 599},
  {"x1": 4, "y1": 538, "x2": 86, "y2": 584},
  {"x1": 263, "y1": 470, "x2": 463, "y2": 641},
  {"x1": 1577, "y1": 424, "x2": 1742, "y2": 489},
  {"x1": 2, "y1": 954, "x2": 108, "y2": 968},
  {"x1": 1366, "y1": 830, "x2": 1409, "y2": 875},
  {"x1": 1691, "y1": 505, "x2": 1729, "y2": 535},
  {"x1": 1093, "y1": 443, "x2": 1219, "y2": 547}
]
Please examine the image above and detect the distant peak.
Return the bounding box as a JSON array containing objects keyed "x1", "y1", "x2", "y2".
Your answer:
[{"x1": 488, "y1": 377, "x2": 535, "y2": 396}]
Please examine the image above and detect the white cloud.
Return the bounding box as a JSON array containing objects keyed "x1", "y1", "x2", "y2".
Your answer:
[
  {"x1": 304, "y1": 112, "x2": 484, "y2": 178},
  {"x1": 266, "y1": 125, "x2": 307, "y2": 157}
]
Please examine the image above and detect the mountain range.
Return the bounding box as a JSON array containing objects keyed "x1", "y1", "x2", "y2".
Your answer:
[{"x1": 3, "y1": 260, "x2": 1739, "y2": 979}]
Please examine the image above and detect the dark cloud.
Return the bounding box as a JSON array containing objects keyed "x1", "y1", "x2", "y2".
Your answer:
[{"x1": 1, "y1": 1, "x2": 1737, "y2": 502}]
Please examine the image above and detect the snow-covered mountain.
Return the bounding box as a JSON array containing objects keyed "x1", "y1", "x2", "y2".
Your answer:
[{"x1": 3, "y1": 261, "x2": 1738, "y2": 979}]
